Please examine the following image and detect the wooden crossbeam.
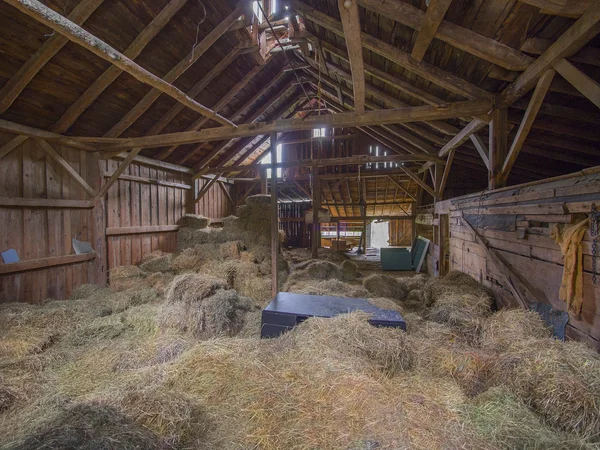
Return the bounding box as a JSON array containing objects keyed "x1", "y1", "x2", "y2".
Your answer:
[
  {"x1": 499, "y1": 1, "x2": 600, "y2": 107},
  {"x1": 4, "y1": 0, "x2": 236, "y2": 128},
  {"x1": 411, "y1": 0, "x2": 453, "y2": 61},
  {"x1": 36, "y1": 139, "x2": 96, "y2": 197},
  {"x1": 52, "y1": 0, "x2": 188, "y2": 133},
  {"x1": 400, "y1": 166, "x2": 435, "y2": 197},
  {"x1": 90, "y1": 100, "x2": 493, "y2": 151},
  {"x1": 0, "y1": 120, "x2": 96, "y2": 152},
  {"x1": 289, "y1": 0, "x2": 491, "y2": 100},
  {"x1": 501, "y1": 69, "x2": 556, "y2": 180},
  {"x1": 98, "y1": 148, "x2": 143, "y2": 198},
  {"x1": 469, "y1": 134, "x2": 490, "y2": 170},
  {"x1": 337, "y1": 0, "x2": 365, "y2": 114},
  {"x1": 356, "y1": 0, "x2": 533, "y2": 71},
  {"x1": 438, "y1": 119, "x2": 487, "y2": 157},
  {"x1": 0, "y1": 0, "x2": 104, "y2": 114},
  {"x1": 386, "y1": 176, "x2": 416, "y2": 201},
  {"x1": 554, "y1": 58, "x2": 600, "y2": 109},
  {"x1": 518, "y1": 0, "x2": 593, "y2": 17},
  {"x1": 0, "y1": 135, "x2": 28, "y2": 160}
]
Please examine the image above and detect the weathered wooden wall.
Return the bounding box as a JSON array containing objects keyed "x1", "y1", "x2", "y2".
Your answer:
[
  {"x1": 195, "y1": 177, "x2": 234, "y2": 218},
  {"x1": 0, "y1": 134, "x2": 103, "y2": 303},
  {"x1": 432, "y1": 168, "x2": 600, "y2": 348},
  {"x1": 388, "y1": 219, "x2": 412, "y2": 246},
  {"x1": 103, "y1": 158, "x2": 195, "y2": 271}
]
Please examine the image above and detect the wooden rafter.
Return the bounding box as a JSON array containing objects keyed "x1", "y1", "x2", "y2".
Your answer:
[
  {"x1": 521, "y1": 37, "x2": 600, "y2": 67},
  {"x1": 0, "y1": 0, "x2": 104, "y2": 114},
  {"x1": 438, "y1": 119, "x2": 487, "y2": 157},
  {"x1": 52, "y1": 0, "x2": 189, "y2": 133},
  {"x1": 411, "y1": 0, "x2": 453, "y2": 61},
  {"x1": 553, "y1": 59, "x2": 600, "y2": 109},
  {"x1": 337, "y1": 0, "x2": 365, "y2": 114},
  {"x1": 5, "y1": 0, "x2": 237, "y2": 128},
  {"x1": 90, "y1": 100, "x2": 493, "y2": 151},
  {"x1": 289, "y1": 0, "x2": 491, "y2": 100},
  {"x1": 356, "y1": 0, "x2": 533, "y2": 71},
  {"x1": 499, "y1": 1, "x2": 600, "y2": 107},
  {"x1": 518, "y1": 0, "x2": 593, "y2": 17},
  {"x1": 501, "y1": 69, "x2": 556, "y2": 180}
]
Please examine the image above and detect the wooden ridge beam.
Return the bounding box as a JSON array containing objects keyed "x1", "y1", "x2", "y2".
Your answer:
[
  {"x1": 356, "y1": 0, "x2": 533, "y2": 71},
  {"x1": 499, "y1": 1, "x2": 600, "y2": 107},
  {"x1": 501, "y1": 69, "x2": 555, "y2": 180},
  {"x1": 52, "y1": 0, "x2": 188, "y2": 133},
  {"x1": 289, "y1": 0, "x2": 491, "y2": 100},
  {"x1": 0, "y1": 0, "x2": 104, "y2": 114},
  {"x1": 337, "y1": 0, "x2": 365, "y2": 114},
  {"x1": 3, "y1": 0, "x2": 237, "y2": 129},
  {"x1": 553, "y1": 58, "x2": 600, "y2": 108},
  {"x1": 438, "y1": 119, "x2": 487, "y2": 157},
  {"x1": 411, "y1": 0, "x2": 453, "y2": 61},
  {"x1": 36, "y1": 139, "x2": 96, "y2": 197},
  {"x1": 92, "y1": 100, "x2": 493, "y2": 151}
]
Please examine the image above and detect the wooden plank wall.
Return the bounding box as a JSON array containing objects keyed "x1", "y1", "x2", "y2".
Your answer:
[
  {"x1": 195, "y1": 177, "x2": 234, "y2": 218},
  {"x1": 0, "y1": 134, "x2": 102, "y2": 303},
  {"x1": 103, "y1": 159, "x2": 194, "y2": 271},
  {"x1": 433, "y1": 168, "x2": 600, "y2": 348},
  {"x1": 388, "y1": 219, "x2": 412, "y2": 246}
]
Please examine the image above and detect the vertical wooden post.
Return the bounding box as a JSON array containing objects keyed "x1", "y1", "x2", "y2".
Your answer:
[
  {"x1": 311, "y1": 162, "x2": 321, "y2": 259},
  {"x1": 434, "y1": 162, "x2": 443, "y2": 201},
  {"x1": 260, "y1": 167, "x2": 267, "y2": 194},
  {"x1": 270, "y1": 132, "x2": 279, "y2": 298},
  {"x1": 185, "y1": 175, "x2": 195, "y2": 214},
  {"x1": 336, "y1": 221, "x2": 341, "y2": 242},
  {"x1": 92, "y1": 155, "x2": 107, "y2": 286},
  {"x1": 489, "y1": 108, "x2": 508, "y2": 190}
]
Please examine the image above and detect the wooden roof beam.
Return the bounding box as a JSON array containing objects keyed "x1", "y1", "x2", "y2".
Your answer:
[
  {"x1": 411, "y1": 0, "x2": 453, "y2": 61},
  {"x1": 518, "y1": 0, "x2": 594, "y2": 17},
  {"x1": 438, "y1": 119, "x2": 487, "y2": 157},
  {"x1": 356, "y1": 0, "x2": 533, "y2": 70},
  {"x1": 289, "y1": 0, "x2": 492, "y2": 100},
  {"x1": 92, "y1": 99, "x2": 492, "y2": 151},
  {"x1": 337, "y1": 0, "x2": 365, "y2": 114},
  {"x1": 52, "y1": 0, "x2": 189, "y2": 133},
  {"x1": 5, "y1": 0, "x2": 238, "y2": 128},
  {"x1": 521, "y1": 37, "x2": 600, "y2": 67},
  {"x1": 0, "y1": 119, "x2": 95, "y2": 151},
  {"x1": 553, "y1": 58, "x2": 600, "y2": 109},
  {"x1": 501, "y1": 69, "x2": 555, "y2": 180},
  {"x1": 0, "y1": 0, "x2": 104, "y2": 114},
  {"x1": 499, "y1": 1, "x2": 600, "y2": 107}
]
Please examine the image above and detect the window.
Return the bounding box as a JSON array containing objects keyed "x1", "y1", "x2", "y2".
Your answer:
[
  {"x1": 261, "y1": 144, "x2": 283, "y2": 178},
  {"x1": 252, "y1": 1, "x2": 263, "y2": 23},
  {"x1": 313, "y1": 128, "x2": 326, "y2": 138}
]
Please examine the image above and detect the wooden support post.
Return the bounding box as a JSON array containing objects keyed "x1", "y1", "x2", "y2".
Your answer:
[
  {"x1": 270, "y1": 132, "x2": 279, "y2": 298},
  {"x1": 260, "y1": 167, "x2": 268, "y2": 194},
  {"x1": 337, "y1": 221, "x2": 341, "y2": 241},
  {"x1": 185, "y1": 177, "x2": 196, "y2": 214},
  {"x1": 434, "y1": 162, "x2": 443, "y2": 201},
  {"x1": 488, "y1": 108, "x2": 508, "y2": 190},
  {"x1": 311, "y1": 163, "x2": 321, "y2": 259}
]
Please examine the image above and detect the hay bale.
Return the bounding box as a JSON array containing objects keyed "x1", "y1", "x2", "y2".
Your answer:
[
  {"x1": 341, "y1": 260, "x2": 358, "y2": 281},
  {"x1": 138, "y1": 251, "x2": 173, "y2": 273},
  {"x1": 179, "y1": 214, "x2": 209, "y2": 229},
  {"x1": 305, "y1": 208, "x2": 331, "y2": 224},
  {"x1": 0, "y1": 386, "x2": 17, "y2": 413},
  {"x1": 396, "y1": 274, "x2": 429, "y2": 293},
  {"x1": 109, "y1": 265, "x2": 148, "y2": 292},
  {"x1": 288, "y1": 312, "x2": 414, "y2": 376},
  {"x1": 240, "y1": 251, "x2": 256, "y2": 263},
  {"x1": 4, "y1": 403, "x2": 160, "y2": 450},
  {"x1": 362, "y1": 274, "x2": 406, "y2": 299},
  {"x1": 176, "y1": 228, "x2": 223, "y2": 252},
  {"x1": 461, "y1": 387, "x2": 586, "y2": 450},
  {"x1": 196, "y1": 290, "x2": 255, "y2": 338},
  {"x1": 497, "y1": 338, "x2": 600, "y2": 439},
  {"x1": 287, "y1": 279, "x2": 369, "y2": 298},
  {"x1": 165, "y1": 273, "x2": 228, "y2": 306},
  {"x1": 171, "y1": 244, "x2": 221, "y2": 273},
  {"x1": 144, "y1": 272, "x2": 174, "y2": 297},
  {"x1": 69, "y1": 284, "x2": 102, "y2": 300},
  {"x1": 219, "y1": 241, "x2": 243, "y2": 259},
  {"x1": 481, "y1": 308, "x2": 552, "y2": 352},
  {"x1": 307, "y1": 261, "x2": 343, "y2": 280}
]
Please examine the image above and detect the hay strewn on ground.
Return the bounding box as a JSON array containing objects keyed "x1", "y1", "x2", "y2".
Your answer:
[{"x1": 1, "y1": 215, "x2": 599, "y2": 450}]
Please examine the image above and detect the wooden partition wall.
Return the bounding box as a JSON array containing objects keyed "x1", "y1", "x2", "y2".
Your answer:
[
  {"x1": 427, "y1": 168, "x2": 600, "y2": 347},
  {"x1": 0, "y1": 134, "x2": 234, "y2": 304},
  {"x1": 0, "y1": 134, "x2": 103, "y2": 302}
]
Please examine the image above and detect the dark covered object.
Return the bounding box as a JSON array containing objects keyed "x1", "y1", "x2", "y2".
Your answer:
[{"x1": 261, "y1": 292, "x2": 406, "y2": 338}]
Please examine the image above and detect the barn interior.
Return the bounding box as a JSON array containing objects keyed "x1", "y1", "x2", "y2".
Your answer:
[{"x1": 1, "y1": 0, "x2": 600, "y2": 448}]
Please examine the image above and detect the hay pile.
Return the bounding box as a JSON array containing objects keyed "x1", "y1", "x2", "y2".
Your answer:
[{"x1": 2, "y1": 251, "x2": 600, "y2": 449}]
